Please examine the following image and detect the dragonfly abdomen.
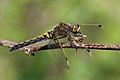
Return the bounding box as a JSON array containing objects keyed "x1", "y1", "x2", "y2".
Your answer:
[{"x1": 10, "y1": 31, "x2": 53, "y2": 51}]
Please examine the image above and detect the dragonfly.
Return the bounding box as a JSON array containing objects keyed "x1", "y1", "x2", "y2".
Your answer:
[{"x1": 9, "y1": 22, "x2": 102, "y2": 69}]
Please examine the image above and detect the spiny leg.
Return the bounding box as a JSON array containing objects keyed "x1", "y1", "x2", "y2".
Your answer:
[
  {"x1": 86, "y1": 48, "x2": 92, "y2": 57},
  {"x1": 47, "y1": 35, "x2": 67, "y2": 48},
  {"x1": 54, "y1": 38, "x2": 69, "y2": 69},
  {"x1": 68, "y1": 34, "x2": 78, "y2": 54},
  {"x1": 74, "y1": 34, "x2": 92, "y2": 57}
]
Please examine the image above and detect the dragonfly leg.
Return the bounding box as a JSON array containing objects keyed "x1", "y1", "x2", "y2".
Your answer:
[
  {"x1": 86, "y1": 48, "x2": 92, "y2": 57},
  {"x1": 29, "y1": 51, "x2": 35, "y2": 56},
  {"x1": 25, "y1": 49, "x2": 35, "y2": 56},
  {"x1": 54, "y1": 38, "x2": 69, "y2": 69},
  {"x1": 68, "y1": 34, "x2": 78, "y2": 53}
]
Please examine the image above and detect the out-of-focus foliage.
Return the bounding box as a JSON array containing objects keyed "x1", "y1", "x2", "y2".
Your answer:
[{"x1": 0, "y1": 0, "x2": 120, "y2": 80}]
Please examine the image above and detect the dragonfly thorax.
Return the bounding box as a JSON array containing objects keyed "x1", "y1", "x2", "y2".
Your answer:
[{"x1": 70, "y1": 23, "x2": 80, "y2": 34}]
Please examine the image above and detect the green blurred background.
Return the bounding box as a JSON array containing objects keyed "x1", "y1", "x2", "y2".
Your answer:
[{"x1": 0, "y1": 0, "x2": 120, "y2": 80}]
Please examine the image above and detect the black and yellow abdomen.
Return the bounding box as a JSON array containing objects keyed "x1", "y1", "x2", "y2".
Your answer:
[{"x1": 10, "y1": 31, "x2": 53, "y2": 51}]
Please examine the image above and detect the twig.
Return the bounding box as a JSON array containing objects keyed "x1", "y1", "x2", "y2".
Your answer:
[{"x1": 0, "y1": 37, "x2": 120, "y2": 56}]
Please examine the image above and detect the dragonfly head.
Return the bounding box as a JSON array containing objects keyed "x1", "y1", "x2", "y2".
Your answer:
[{"x1": 70, "y1": 23, "x2": 81, "y2": 34}]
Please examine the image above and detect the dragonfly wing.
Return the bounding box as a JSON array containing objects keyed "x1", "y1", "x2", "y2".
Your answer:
[
  {"x1": 47, "y1": 38, "x2": 69, "y2": 69},
  {"x1": 54, "y1": 39, "x2": 69, "y2": 69},
  {"x1": 80, "y1": 24, "x2": 103, "y2": 33},
  {"x1": 58, "y1": 49, "x2": 69, "y2": 69}
]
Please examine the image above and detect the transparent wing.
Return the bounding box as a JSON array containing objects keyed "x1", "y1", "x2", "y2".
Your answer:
[
  {"x1": 81, "y1": 24, "x2": 103, "y2": 28},
  {"x1": 79, "y1": 24, "x2": 104, "y2": 42},
  {"x1": 46, "y1": 38, "x2": 69, "y2": 69},
  {"x1": 55, "y1": 48, "x2": 69, "y2": 69},
  {"x1": 54, "y1": 39, "x2": 69, "y2": 69},
  {"x1": 80, "y1": 24, "x2": 103, "y2": 33}
]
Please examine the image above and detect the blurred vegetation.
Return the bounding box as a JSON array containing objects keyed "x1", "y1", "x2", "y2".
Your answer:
[{"x1": 0, "y1": 0, "x2": 120, "y2": 80}]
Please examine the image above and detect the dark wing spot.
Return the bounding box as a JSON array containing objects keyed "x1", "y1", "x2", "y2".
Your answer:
[{"x1": 98, "y1": 24, "x2": 102, "y2": 27}]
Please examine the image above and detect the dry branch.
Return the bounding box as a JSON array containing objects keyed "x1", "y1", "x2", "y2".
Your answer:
[{"x1": 0, "y1": 37, "x2": 120, "y2": 56}]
